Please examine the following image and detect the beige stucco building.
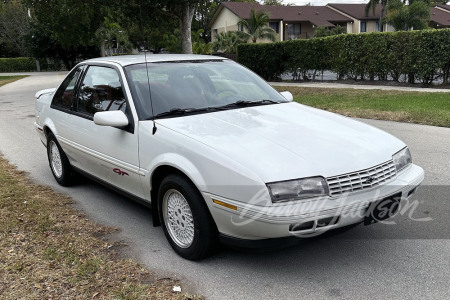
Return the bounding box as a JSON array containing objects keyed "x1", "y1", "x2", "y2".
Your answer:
[
  {"x1": 208, "y1": 2, "x2": 354, "y2": 43},
  {"x1": 209, "y1": 2, "x2": 450, "y2": 43}
]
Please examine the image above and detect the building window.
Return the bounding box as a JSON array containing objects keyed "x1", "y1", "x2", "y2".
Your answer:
[
  {"x1": 287, "y1": 23, "x2": 301, "y2": 37},
  {"x1": 360, "y1": 21, "x2": 367, "y2": 33},
  {"x1": 269, "y1": 22, "x2": 279, "y2": 33},
  {"x1": 238, "y1": 24, "x2": 244, "y2": 32}
]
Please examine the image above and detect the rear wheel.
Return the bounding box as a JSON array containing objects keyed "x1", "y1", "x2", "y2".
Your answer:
[
  {"x1": 47, "y1": 134, "x2": 74, "y2": 186},
  {"x1": 158, "y1": 174, "x2": 217, "y2": 260}
]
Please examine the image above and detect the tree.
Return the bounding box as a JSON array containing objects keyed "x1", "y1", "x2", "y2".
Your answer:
[
  {"x1": 156, "y1": 0, "x2": 198, "y2": 54},
  {"x1": 407, "y1": 0, "x2": 430, "y2": 30},
  {"x1": 192, "y1": 29, "x2": 212, "y2": 54},
  {"x1": 192, "y1": 0, "x2": 220, "y2": 43},
  {"x1": 314, "y1": 25, "x2": 347, "y2": 38},
  {"x1": 0, "y1": 0, "x2": 30, "y2": 57},
  {"x1": 385, "y1": 0, "x2": 430, "y2": 31},
  {"x1": 212, "y1": 31, "x2": 247, "y2": 53},
  {"x1": 23, "y1": 0, "x2": 104, "y2": 50},
  {"x1": 24, "y1": 20, "x2": 99, "y2": 70},
  {"x1": 22, "y1": 0, "x2": 105, "y2": 67},
  {"x1": 95, "y1": 17, "x2": 131, "y2": 56},
  {"x1": 237, "y1": 9, "x2": 277, "y2": 43},
  {"x1": 365, "y1": 0, "x2": 389, "y2": 27},
  {"x1": 116, "y1": 0, "x2": 179, "y2": 53},
  {"x1": 263, "y1": 0, "x2": 284, "y2": 5}
]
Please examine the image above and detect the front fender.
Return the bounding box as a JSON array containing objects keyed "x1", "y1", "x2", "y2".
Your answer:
[
  {"x1": 143, "y1": 151, "x2": 270, "y2": 207},
  {"x1": 146, "y1": 152, "x2": 207, "y2": 194}
]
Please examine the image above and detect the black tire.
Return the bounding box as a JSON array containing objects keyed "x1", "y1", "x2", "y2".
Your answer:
[
  {"x1": 46, "y1": 133, "x2": 74, "y2": 186},
  {"x1": 158, "y1": 174, "x2": 218, "y2": 260}
]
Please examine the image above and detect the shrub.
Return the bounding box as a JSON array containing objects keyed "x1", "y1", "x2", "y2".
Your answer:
[
  {"x1": 0, "y1": 57, "x2": 67, "y2": 72},
  {"x1": 0, "y1": 57, "x2": 36, "y2": 72},
  {"x1": 238, "y1": 42, "x2": 286, "y2": 80},
  {"x1": 237, "y1": 28, "x2": 450, "y2": 85},
  {"x1": 284, "y1": 38, "x2": 329, "y2": 80}
]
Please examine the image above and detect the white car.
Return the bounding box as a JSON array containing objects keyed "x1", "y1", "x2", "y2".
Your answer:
[{"x1": 35, "y1": 54, "x2": 424, "y2": 260}]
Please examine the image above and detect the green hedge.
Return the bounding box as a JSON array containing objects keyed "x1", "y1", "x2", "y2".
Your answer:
[
  {"x1": 0, "y1": 57, "x2": 65, "y2": 72},
  {"x1": 238, "y1": 43, "x2": 287, "y2": 81},
  {"x1": 0, "y1": 57, "x2": 36, "y2": 72},
  {"x1": 237, "y1": 29, "x2": 450, "y2": 84}
]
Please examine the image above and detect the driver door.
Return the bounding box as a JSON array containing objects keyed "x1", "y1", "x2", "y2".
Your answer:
[{"x1": 58, "y1": 64, "x2": 144, "y2": 198}]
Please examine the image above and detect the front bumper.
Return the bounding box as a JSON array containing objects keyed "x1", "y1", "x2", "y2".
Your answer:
[{"x1": 203, "y1": 164, "x2": 424, "y2": 241}]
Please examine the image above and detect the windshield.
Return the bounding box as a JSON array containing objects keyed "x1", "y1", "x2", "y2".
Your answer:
[{"x1": 124, "y1": 60, "x2": 287, "y2": 120}]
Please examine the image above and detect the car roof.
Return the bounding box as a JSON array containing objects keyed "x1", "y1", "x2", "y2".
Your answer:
[{"x1": 84, "y1": 54, "x2": 227, "y2": 66}]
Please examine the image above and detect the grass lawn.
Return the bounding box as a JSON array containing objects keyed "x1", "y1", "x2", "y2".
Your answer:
[
  {"x1": 0, "y1": 76, "x2": 28, "y2": 88},
  {"x1": 274, "y1": 86, "x2": 450, "y2": 128},
  {"x1": 0, "y1": 156, "x2": 202, "y2": 299}
]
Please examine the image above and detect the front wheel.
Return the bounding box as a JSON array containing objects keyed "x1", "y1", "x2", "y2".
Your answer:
[
  {"x1": 159, "y1": 174, "x2": 217, "y2": 260},
  {"x1": 47, "y1": 134, "x2": 74, "y2": 186}
]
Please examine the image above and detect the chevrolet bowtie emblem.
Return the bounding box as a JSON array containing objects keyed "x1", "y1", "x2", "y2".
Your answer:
[{"x1": 364, "y1": 176, "x2": 375, "y2": 184}]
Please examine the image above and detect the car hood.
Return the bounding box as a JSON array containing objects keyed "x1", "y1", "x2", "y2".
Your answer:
[{"x1": 156, "y1": 103, "x2": 405, "y2": 182}]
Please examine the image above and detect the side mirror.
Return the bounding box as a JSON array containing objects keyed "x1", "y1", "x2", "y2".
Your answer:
[
  {"x1": 94, "y1": 110, "x2": 129, "y2": 127},
  {"x1": 280, "y1": 91, "x2": 293, "y2": 102}
]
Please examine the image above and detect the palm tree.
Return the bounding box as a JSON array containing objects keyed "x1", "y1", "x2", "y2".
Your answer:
[
  {"x1": 237, "y1": 9, "x2": 277, "y2": 43},
  {"x1": 95, "y1": 18, "x2": 131, "y2": 56},
  {"x1": 212, "y1": 31, "x2": 248, "y2": 54},
  {"x1": 365, "y1": 0, "x2": 389, "y2": 30},
  {"x1": 365, "y1": 0, "x2": 389, "y2": 16}
]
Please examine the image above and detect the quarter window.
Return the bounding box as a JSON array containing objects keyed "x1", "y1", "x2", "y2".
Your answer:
[
  {"x1": 52, "y1": 66, "x2": 83, "y2": 110},
  {"x1": 77, "y1": 66, "x2": 126, "y2": 116}
]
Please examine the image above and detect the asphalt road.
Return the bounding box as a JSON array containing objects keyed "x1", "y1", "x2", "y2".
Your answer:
[{"x1": 1, "y1": 74, "x2": 450, "y2": 299}]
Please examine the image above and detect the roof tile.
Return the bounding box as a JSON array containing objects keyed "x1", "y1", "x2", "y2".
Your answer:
[
  {"x1": 431, "y1": 7, "x2": 450, "y2": 27},
  {"x1": 437, "y1": 4, "x2": 450, "y2": 12},
  {"x1": 327, "y1": 3, "x2": 382, "y2": 20}
]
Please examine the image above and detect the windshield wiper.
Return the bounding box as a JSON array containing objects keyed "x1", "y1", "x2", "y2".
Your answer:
[
  {"x1": 215, "y1": 99, "x2": 282, "y2": 110},
  {"x1": 152, "y1": 100, "x2": 283, "y2": 119},
  {"x1": 153, "y1": 107, "x2": 212, "y2": 119}
]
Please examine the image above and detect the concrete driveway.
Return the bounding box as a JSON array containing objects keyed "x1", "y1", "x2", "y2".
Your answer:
[{"x1": 1, "y1": 74, "x2": 449, "y2": 299}]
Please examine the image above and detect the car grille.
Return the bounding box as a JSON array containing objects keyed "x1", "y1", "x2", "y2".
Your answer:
[{"x1": 326, "y1": 160, "x2": 397, "y2": 197}]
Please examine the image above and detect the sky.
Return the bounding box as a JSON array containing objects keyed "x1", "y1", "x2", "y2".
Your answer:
[
  {"x1": 282, "y1": 0, "x2": 449, "y2": 5},
  {"x1": 281, "y1": 0, "x2": 368, "y2": 5}
]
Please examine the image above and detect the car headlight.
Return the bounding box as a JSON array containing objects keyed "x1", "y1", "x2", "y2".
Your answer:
[
  {"x1": 267, "y1": 177, "x2": 329, "y2": 203},
  {"x1": 393, "y1": 147, "x2": 412, "y2": 172}
]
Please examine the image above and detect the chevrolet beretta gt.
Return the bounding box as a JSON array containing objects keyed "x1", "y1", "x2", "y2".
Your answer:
[{"x1": 35, "y1": 55, "x2": 424, "y2": 260}]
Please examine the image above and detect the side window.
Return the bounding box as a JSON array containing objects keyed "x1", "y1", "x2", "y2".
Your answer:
[
  {"x1": 77, "y1": 66, "x2": 126, "y2": 116},
  {"x1": 52, "y1": 66, "x2": 83, "y2": 110}
]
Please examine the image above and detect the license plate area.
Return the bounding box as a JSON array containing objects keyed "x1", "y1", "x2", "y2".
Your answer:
[{"x1": 364, "y1": 192, "x2": 402, "y2": 225}]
